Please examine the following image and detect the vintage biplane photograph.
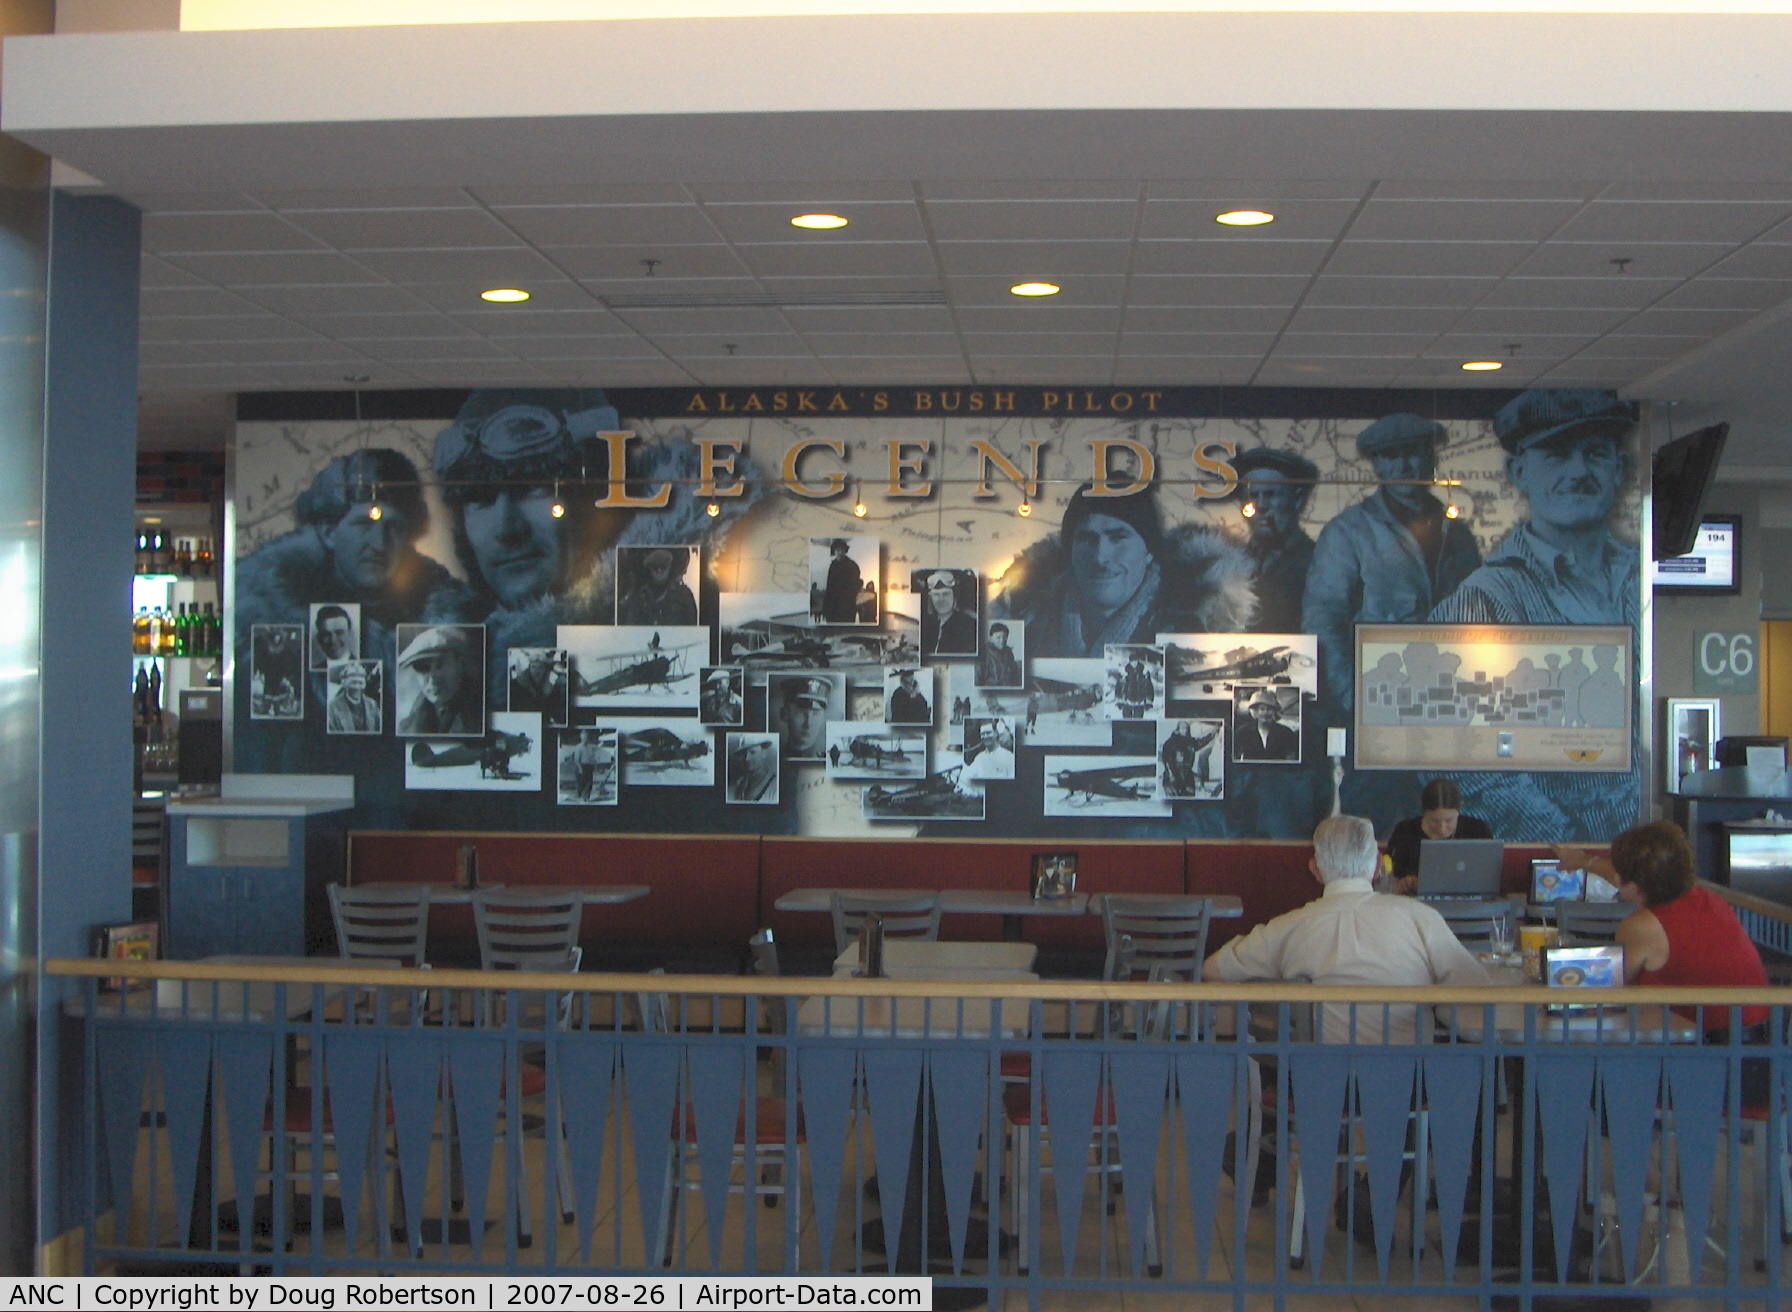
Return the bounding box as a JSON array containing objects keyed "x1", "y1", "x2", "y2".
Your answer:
[
  {"x1": 825, "y1": 724, "x2": 927, "y2": 780},
  {"x1": 1042, "y1": 754, "x2": 1171, "y2": 818},
  {"x1": 721, "y1": 591, "x2": 915, "y2": 689},
  {"x1": 405, "y1": 712, "x2": 542, "y2": 792},
  {"x1": 1161, "y1": 632, "x2": 1319, "y2": 700},
  {"x1": 556, "y1": 727, "x2": 618, "y2": 806},
  {"x1": 1024, "y1": 658, "x2": 1114, "y2": 748},
  {"x1": 862, "y1": 758, "x2": 984, "y2": 822},
  {"x1": 559, "y1": 624, "x2": 706, "y2": 712},
  {"x1": 609, "y1": 716, "x2": 715, "y2": 787}
]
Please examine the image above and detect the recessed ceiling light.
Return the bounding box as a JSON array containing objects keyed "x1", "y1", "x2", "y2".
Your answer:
[
  {"x1": 1010, "y1": 281, "x2": 1061, "y2": 298},
  {"x1": 480, "y1": 288, "x2": 531, "y2": 303},
  {"x1": 1215, "y1": 210, "x2": 1275, "y2": 227},
  {"x1": 1460, "y1": 360, "x2": 1504, "y2": 372},
  {"x1": 790, "y1": 213, "x2": 849, "y2": 231}
]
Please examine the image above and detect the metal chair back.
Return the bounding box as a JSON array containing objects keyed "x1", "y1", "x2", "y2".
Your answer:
[
  {"x1": 328, "y1": 883, "x2": 430, "y2": 966},
  {"x1": 472, "y1": 887, "x2": 584, "y2": 972},
  {"x1": 1429, "y1": 897, "x2": 1517, "y2": 951},
  {"x1": 1101, "y1": 895, "x2": 1213, "y2": 981},
  {"x1": 1557, "y1": 899, "x2": 1631, "y2": 944},
  {"x1": 829, "y1": 892, "x2": 941, "y2": 954}
]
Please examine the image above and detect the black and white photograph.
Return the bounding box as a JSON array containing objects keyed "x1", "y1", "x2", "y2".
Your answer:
[
  {"x1": 1159, "y1": 718, "x2": 1224, "y2": 800},
  {"x1": 725, "y1": 733, "x2": 780, "y2": 804},
  {"x1": 884, "y1": 666, "x2": 933, "y2": 725},
  {"x1": 769, "y1": 672, "x2": 844, "y2": 761},
  {"x1": 324, "y1": 659, "x2": 382, "y2": 736},
  {"x1": 911, "y1": 567, "x2": 979, "y2": 658},
  {"x1": 507, "y1": 646, "x2": 570, "y2": 726},
  {"x1": 975, "y1": 619, "x2": 1025, "y2": 688},
  {"x1": 718, "y1": 591, "x2": 810, "y2": 686},
  {"x1": 863, "y1": 752, "x2": 984, "y2": 823},
  {"x1": 614, "y1": 545, "x2": 699, "y2": 626},
  {"x1": 308, "y1": 602, "x2": 360, "y2": 671},
  {"x1": 405, "y1": 712, "x2": 542, "y2": 792},
  {"x1": 948, "y1": 665, "x2": 1030, "y2": 723},
  {"x1": 556, "y1": 728, "x2": 618, "y2": 806},
  {"x1": 249, "y1": 623, "x2": 306, "y2": 721},
  {"x1": 1232, "y1": 685, "x2": 1302, "y2": 764},
  {"x1": 961, "y1": 716, "x2": 1016, "y2": 783},
  {"x1": 809, "y1": 535, "x2": 880, "y2": 625},
  {"x1": 612, "y1": 716, "x2": 715, "y2": 787},
  {"x1": 699, "y1": 666, "x2": 745, "y2": 726},
  {"x1": 395, "y1": 623, "x2": 485, "y2": 738},
  {"x1": 560, "y1": 624, "x2": 706, "y2": 713},
  {"x1": 1106, "y1": 643, "x2": 1165, "y2": 721},
  {"x1": 1043, "y1": 754, "x2": 1171, "y2": 818},
  {"x1": 1024, "y1": 657, "x2": 1113, "y2": 747},
  {"x1": 1162, "y1": 632, "x2": 1319, "y2": 700},
  {"x1": 826, "y1": 723, "x2": 927, "y2": 781}
]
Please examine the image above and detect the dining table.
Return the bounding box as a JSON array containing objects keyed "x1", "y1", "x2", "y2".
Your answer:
[
  {"x1": 775, "y1": 886, "x2": 1242, "y2": 942},
  {"x1": 352, "y1": 880, "x2": 650, "y2": 906}
]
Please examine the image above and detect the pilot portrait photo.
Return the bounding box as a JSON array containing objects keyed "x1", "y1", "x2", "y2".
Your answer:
[
  {"x1": 1232, "y1": 685, "x2": 1301, "y2": 763},
  {"x1": 725, "y1": 733, "x2": 780, "y2": 804},
  {"x1": 912, "y1": 568, "x2": 979, "y2": 657}
]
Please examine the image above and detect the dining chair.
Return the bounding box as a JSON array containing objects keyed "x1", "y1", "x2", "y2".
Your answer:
[
  {"x1": 1556, "y1": 900, "x2": 1632, "y2": 945},
  {"x1": 1100, "y1": 895, "x2": 1214, "y2": 981},
  {"x1": 1003, "y1": 964, "x2": 1171, "y2": 1276},
  {"x1": 328, "y1": 882, "x2": 431, "y2": 966},
  {"x1": 1429, "y1": 898, "x2": 1518, "y2": 953},
  {"x1": 829, "y1": 892, "x2": 942, "y2": 956}
]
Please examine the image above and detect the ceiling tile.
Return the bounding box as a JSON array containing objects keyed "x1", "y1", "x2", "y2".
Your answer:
[
  {"x1": 689, "y1": 361, "x2": 833, "y2": 385},
  {"x1": 1251, "y1": 361, "x2": 1403, "y2": 386},
  {"x1": 781, "y1": 306, "x2": 956, "y2": 333},
  {"x1": 140, "y1": 256, "x2": 214, "y2": 290},
  {"x1": 140, "y1": 343, "x2": 225, "y2": 368},
  {"x1": 1448, "y1": 306, "x2": 1633, "y2": 336},
  {"x1": 1122, "y1": 306, "x2": 1292, "y2": 335},
  {"x1": 496, "y1": 205, "x2": 725, "y2": 247},
  {"x1": 144, "y1": 211, "x2": 326, "y2": 253},
  {"x1": 695, "y1": 181, "x2": 917, "y2": 204},
  {"x1": 114, "y1": 191, "x2": 265, "y2": 213},
  {"x1": 253, "y1": 187, "x2": 478, "y2": 211},
  {"x1": 1704, "y1": 244, "x2": 1792, "y2": 279},
  {"x1": 1509, "y1": 242, "x2": 1730, "y2": 279},
  {"x1": 1286, "y1": 305, "x2": 1463, "y2": 335},
  {"x1": 609, "y1": 306, "x2": 792, "y2": 335},
  {"x1": 705, "y1": 202, "x2": 926, "y2": 244},
  {"x1": 286, "y1": 208, "x2": 525, "y2": 250},
  {"x1": 1112, "y1": 359, "x2": 1260, "y2": 385},
  {"x1": 1126, "y1": 275, "x2": 1311, "y2": 308},
  {"x1": 140, "y1": 286, "x2": 275, "y2": 317},
  {"x1": 441, "y1": 308, "x2": 629, "y2": 337},
  {"x1": 167, "y1": 317, "x2": 326, "y2": 343},
  {"x1": 242, "y1": 284, "x2": 433, "y2": 316},
  {"x1": 1117, "y1": 332, "x2": 1280, "y2": 354},
  {"x1": 965, "y1": 333, "x2": 1117, "y2": 354},
  {"x1": 647, "y1": 334, "x2": 813, "y2": 355},
  {"x1": 831, "y1": 362, "x2": 974, "y2": 384},
  {"x1": 953, "y1": 306, "x2": 1123, "y2": 333},
  {"x1": 1132, "y1": 240, "x2": 1332, "y2": 277},
  {"x1": 1553, "y1": 201, "x2": 1792, "y2": 243},
  {"x1": 1304, "y1": 276, "x2": 1495, "y2": 308},
  {"x1": 1347, "y1": 200, "x2": 1584, "y2": 243},
  {"x1": 300, "y1": 312, "x2": 480, "y2": 340},
  {"x1": 502, "y1": 337, "x2": 665, "y2": 360},
  {"x1": 1574, "y1": 337, "x2": 1706, "y2": 360},
  {"x1": 1475, "y1": 276, "x2": 1676, "y2": 310},
  {"x1": 560, "y1": 249, "x2": 753, "y2": 281},
  {"x1": 1425, "y1": 334, "x2": 1591, "y2": 359},
  {"x1": 202, "y1": 338, "x2": 371, "y2": 365},
  {"x1": 1374, "y1": 181, "x2": 1600, "y2": 202},
  {"x1": 1327, "y1": 241, "x2": 1532, "y2": 278},
  {"x1": 936, "y1": 240, "x2": 1131, "y2": 277},
  {"x1": 923, "y1": 200, "x2": 1138, "y2": 242},
  {"x1": 921, "y1": 180, "x2": 1141, "y2": 202},
  {"x1": 1274, "y1": 333, "x2": 1444, "y2": 357},
  {"x1": 1617, "y1": 307, "x2": 1761, "y2": 337},
  {"x1": 470, "y1": 184, "x2": 694, "y2": 207},
  {"x1": 736, "y1": 242, "x2": 937, "y2": 280},
  {"x1": 1654, "y1": 279, "x2": 1792, "y2": 312},
  {"x1": 1139, "y1": 199, "x2": 1360, "y2": 242},
  {"x1": 945, "y1": 275, "x2": 1125, "y2": 308},
  {"x1": 810, "y1": 334, "x2": 963, "y2": 355},
  {"x1": 350, "y1": 247, "x2": 568, "y2": 283},
  {"x1": 358, "y1": 339, "x2": 527, "y2": 364},
  {"x1": 161, "y1": 250, "x2": 383, "y2": 286},
  {"x1": 405, "y1": 282, "x2": 599, "y2": 313}
]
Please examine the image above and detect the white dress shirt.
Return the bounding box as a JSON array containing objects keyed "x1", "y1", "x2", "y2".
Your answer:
[{"x1": 1205, "y1": 876, "x2": 1489, "y2": 1043}]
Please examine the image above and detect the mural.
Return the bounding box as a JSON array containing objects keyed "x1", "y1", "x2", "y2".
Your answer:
[{"x1": 230, "y1": 385, "x2": 1642, "y2": 841}]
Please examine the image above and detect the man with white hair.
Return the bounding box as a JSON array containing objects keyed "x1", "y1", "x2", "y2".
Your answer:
[{"x1": 1202, "y1": 814, "x2": 1487, "y2": 1044}]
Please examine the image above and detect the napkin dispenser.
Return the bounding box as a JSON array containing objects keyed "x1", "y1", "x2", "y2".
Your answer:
[{"x1": 857, "y1": 912, "x2": 886, "y2": 978}]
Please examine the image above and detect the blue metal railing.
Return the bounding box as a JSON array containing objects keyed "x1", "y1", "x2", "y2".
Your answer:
[{"x1": 50, "y1": 958, "x2": 1792, "y2": 1310}]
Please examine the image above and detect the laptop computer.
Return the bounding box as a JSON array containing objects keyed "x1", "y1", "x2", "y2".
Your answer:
[
  {"x1": 1416, "y1": 838, "x2": 1505, "y2": 899},
  {"x1": 1542, "y1": 943, "x2": 1625, "y2": 1010},
  {"x1": 1528, "y1": 856, "x2": 1586, "y2": 914}
]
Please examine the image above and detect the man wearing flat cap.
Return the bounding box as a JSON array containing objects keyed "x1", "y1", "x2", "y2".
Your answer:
[
  {"x1": 915, "y1": 569, "x2": 978, "y2": 657},
  {"x1": 1231, "y1": 447, "x2": 1320, "y2": 634},
  {"x1": 1430, "y1": 389, "x2": 1641, "y2": 842},
  {"x1": 397, "y1": 624, "x2": 483, "y2": 737},
  {"x1": 326, "y1": 659, "x2": 382, "y2": 735},
  {"x1": 1234, "y1": 687, "x2": 1299, "y2": 762},
  {"x1": 774, "y1": 674, "x2": 833, "y2": 760},
  {"x1": 1303, "y1": 414, "x2": 1482, "y2": 713},
  {"x1": 992, "y1": 482, "x2": 1253, "y2": 659},
  {"x1": 1431, "y1": 389, "x2": 1638, "y2": 628}
]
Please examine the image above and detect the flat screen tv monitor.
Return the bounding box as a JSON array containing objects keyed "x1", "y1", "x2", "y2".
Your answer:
[
  {"x1": 1650, "y1": 513, "x2": 1740, "y2": 594},
  {"x1": 1652, "y1": 421, "x2": 1729, "y2": 560}
]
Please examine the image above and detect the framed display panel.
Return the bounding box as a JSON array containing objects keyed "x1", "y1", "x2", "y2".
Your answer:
[
  {"x1": 1664, "y1": 696, "x2": 1721, "y2": 793},
  {"x1": 1354, "y1": 623, "x2": 1632, "y2": 773}
]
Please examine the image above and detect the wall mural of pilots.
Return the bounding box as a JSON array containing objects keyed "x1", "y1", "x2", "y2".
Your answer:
[{"x1": 230, "y1": 385, "x2": 1641, "y2": 841}]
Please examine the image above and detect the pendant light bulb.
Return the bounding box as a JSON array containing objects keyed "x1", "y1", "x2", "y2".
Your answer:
[
  {"x1": 550, "y1": 482, "x2": 565, "y2": 518},
  {"x1": 367, "y1": 484, "x2": 383, "y2": 522},
  {"x1": 1240, "y1": 499, "x2": 1257, "y2": 519},
  {"x1": 1017, "y1": 499, "x2": 1032, "y2": 518},
  {"x1": 852, "y1": 482, "x2": 868, "y2": 519},
  {"x1": 706, "y1": 500, "x2": 721, "y2": 519}
]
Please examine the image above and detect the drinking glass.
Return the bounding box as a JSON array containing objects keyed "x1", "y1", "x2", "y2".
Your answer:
[{"x1": 1488, "y1": 916, "x2": 1516, "y2": 961}]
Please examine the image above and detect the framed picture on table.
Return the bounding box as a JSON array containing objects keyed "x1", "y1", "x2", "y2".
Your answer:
[
  {"x1": 1030, "y1": 850, "x2": 1078, "y2": 901},
  {"x1": 1665, "y1": 697, "x2": 1720, "y2": 793}
]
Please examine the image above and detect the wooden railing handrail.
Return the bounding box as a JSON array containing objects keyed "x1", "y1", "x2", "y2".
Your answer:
[
  {"x1": 44, "y1": 955, "x2": 1792, "y2": 1008},
  {"x1": 1706, "y1": 876, "x2": 1792, "y2": 926}
]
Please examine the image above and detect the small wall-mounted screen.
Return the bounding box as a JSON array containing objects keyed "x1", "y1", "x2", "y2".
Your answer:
[{"x1": 1650, "y1": 514, "x2": 1739, "y2": 593}]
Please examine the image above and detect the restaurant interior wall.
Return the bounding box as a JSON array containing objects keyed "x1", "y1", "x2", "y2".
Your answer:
[
  {"x1": 1652, "y1": 483, "x2": 1763, "y2": 744},
  {"x1": 228, "y1": 384, "x2": 1646, "y2": 847}
]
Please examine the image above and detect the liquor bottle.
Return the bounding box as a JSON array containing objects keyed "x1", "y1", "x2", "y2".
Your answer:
[
  {"x1": 132, "y1": 607, "x2": 151, "y2": 655},
  {"x1": 194, "y1": 538, "x2": 213, "y2": 579},
  {"x1": 134, "y1": 533, "x2": 150, "y2": 574},
  {"x1": 174, "y1": 539, "x2": 192, "y2": 575},
  {"x1": 156, "y1": 607, "x2": 176, "y2": 657},
  {"x1": 202, "y1": 602, "x2": 220, "y2": 657},
  {"x1": 133, "y1": 666, "x2": 150, "y2": 720},
  {"x1": 178, "y1": 603, "x2": 194, "y2": 656},
  {"x1": 148, "y1": 533, "x2": 168, "y2": 573},
  {"x1": 147, "y1": 662, "x2": 162, "y2": 718}
]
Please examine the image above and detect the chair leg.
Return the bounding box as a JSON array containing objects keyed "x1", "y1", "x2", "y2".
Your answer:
[
  {"x1": 1011, "y1": 1125, "x2": 1032, "y2": 1275},
  {"x1": 1289, "y1": 1165, "x2": 1306, "y2": 1269}
]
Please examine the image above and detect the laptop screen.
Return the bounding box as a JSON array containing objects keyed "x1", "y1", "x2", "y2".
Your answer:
[{"x1": 1530, "y1": 857, "x2": 1586, "y2": 904}]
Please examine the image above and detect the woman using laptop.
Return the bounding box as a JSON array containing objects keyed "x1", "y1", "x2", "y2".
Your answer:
[{"x1": 1385, "y1": 778, "x2": 1493, "y2": 895}]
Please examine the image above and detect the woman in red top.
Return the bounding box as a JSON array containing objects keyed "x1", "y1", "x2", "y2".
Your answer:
[{"x1": 1606, "y1": 821, "x2": 1772, "y2": 1100}]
